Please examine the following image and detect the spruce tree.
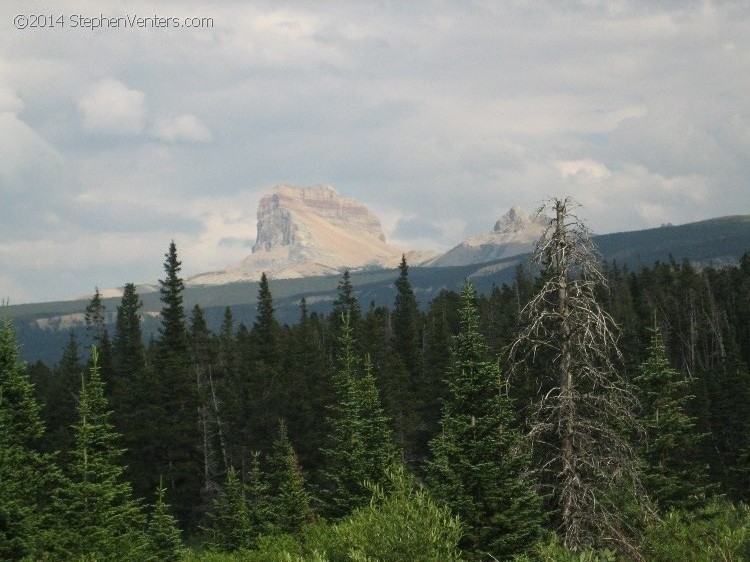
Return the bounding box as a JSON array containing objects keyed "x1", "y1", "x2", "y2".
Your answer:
[
  {"x1": 323, "y1": 312, "x2": 398, "y2": 517},
  {"x1": 427, "y1": 280, "x2": 543, "y2": 560},
  {"x1": 153, "y1": 241, "x2": 201, "y2": 527},
  {"x1": 85, "y1": 287, "x2": 113, "y2": 374},
  {"x1": 0, "y1": 319, "x2": 58, "y2": 560},
  {"x1": 111, "y1": 283, "x2": 152, "y2": 502},
  {"x1": 392, "y1": 255, "x2": 421, "y2": 378},
  {"x1": 330, "y1": 269, "x2": 362, "y2": 345},
  {"x1": 390, "y1": 255, "x2": 425, "y2": 464},
  {"x1": 635, "y1": 325, "x2": 710, "y2": 511},
  {"x1": 52, "y1": 348, "x2": 150, "y2": 560},
  {"x1": 267, "y1": 419, "x2": 311, "y2": 534},
  {"x1": 147, "y1": 479, "x2": 185, "y2": 562},
  {"x1": 254, "y1": 272, "x2": 281, "y2": 365},
  {"x1": 40, "y1": 330, "x2": 82, "y2": 454},
  {"x1": 212, "y1": 467, "x2": 254, "y2": 551}
]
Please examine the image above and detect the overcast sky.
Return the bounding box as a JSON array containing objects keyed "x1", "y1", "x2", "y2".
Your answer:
[{"x1": 2, "y1": 1, "x2": 749, "y2": 304}]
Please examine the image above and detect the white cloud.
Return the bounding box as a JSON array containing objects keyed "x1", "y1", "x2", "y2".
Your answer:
[
  {"x1": 151, "y1": 114, "x2": 212, "y2": 143},
  {"x1": 78, "y1": 78, "x2": 146, "y2": 135}
]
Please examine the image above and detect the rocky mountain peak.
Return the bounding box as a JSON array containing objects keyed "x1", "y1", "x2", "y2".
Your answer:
[
  {"x1": 493, "y1": 205, "x2": 549, "y2": 235},
  {"x1": 425, "y1": 205, "x2": 549, "y2": 267},
  {"x1": 188, "y1": 184, "x2": 405, "y2": 285}
]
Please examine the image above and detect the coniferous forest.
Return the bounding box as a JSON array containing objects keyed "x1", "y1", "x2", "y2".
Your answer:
[{"x1": 3, "y1": 198, "x2": 750, "y2": 561}]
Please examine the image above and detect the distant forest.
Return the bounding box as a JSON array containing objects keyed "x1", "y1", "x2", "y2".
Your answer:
[{"x1": 3, "y1": 199, "x2": 750, "y2": 561}]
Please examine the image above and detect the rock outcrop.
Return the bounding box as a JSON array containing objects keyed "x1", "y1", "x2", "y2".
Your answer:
[
  {"x1": 426, "y1": 206, "x2": 549, "y2": 267},
  {"x1": 189, "y1": 184, "x2": 409, "y2": 284}
]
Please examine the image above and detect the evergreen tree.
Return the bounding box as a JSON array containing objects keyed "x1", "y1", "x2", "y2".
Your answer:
[
  {"x1": 427, "y1": 280, "x2": 543, "y2": 560},
  {"x1": 147, "y1": 479, "x2": 185, "y2": 562},
  {"x1": 153, "y1": 241, "x2": 201, "y2": 527},
  {"x1": 212, "y1": 467, "x2": 254, "y2": 551},
  {"x1": 267, "y1": 419, "x2": 311, "y2": 534},
  {"x1": 0, "y1": 319, "x2": 57, "y2": 560},
  {"x1": 40, "y1": 330, "x2": 82, "y2": 454},
  {"x1": 52, "y1": 348, "x2": 150, "y2": 560},
  {"x1": 392, "y1": 255, "x2": 421, "y2": 377},
  {"x1": 330, "y1": 269, "x2": 362, "y2": 345},
  {"x1": 286, "y1": 298, "x2": 332, "y2": 482},
  {"x1": 390, "y1": 255, "x2": 425, "y2": 464},
  {"x1": 85, "y1": 287, "x2": 113, "y2": 374},
  {"x1": 246, "y1": 451, "x2": 273, "y2": 541},
  {"x1": 254, "y1": 272, "x2": 281, "y2": 365},
  {"x1": 323, "y1": 313, "x2": 398, "y2": 517},
  {"x1": 158, "y1": 241, "x2": 188, "y2": 360},
  {"x1": 635, "y1": 325, "x2": 710, "y2": 511},
  {"x1": 111, "y1": 283, "x2": 152, "y2": 501}
]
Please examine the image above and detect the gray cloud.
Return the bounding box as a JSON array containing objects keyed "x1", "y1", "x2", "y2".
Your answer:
[{"x1": 1, "y1": 0, "x2": 749, "y2": 303}]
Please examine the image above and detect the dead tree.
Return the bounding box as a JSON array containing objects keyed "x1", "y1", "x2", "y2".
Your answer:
[{"x1": 508, "y1": 197, "x2": 649, "y2": 557}]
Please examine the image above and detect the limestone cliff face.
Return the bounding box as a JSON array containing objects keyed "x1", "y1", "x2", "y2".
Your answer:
[
  {"x1": 189, "y1": 184, "x2": 406, "y2": 285},
  {"x1": 426, "y1": 206, "x2": 550, "y2": 267}
]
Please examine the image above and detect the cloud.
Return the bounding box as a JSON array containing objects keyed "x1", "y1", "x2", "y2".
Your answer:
[
  {"x1": 151, "y1": 114, "x2": 212, "y2": 143},
  {"x1": 78, "y1": 78, "x2": 146, "y2": 135}
]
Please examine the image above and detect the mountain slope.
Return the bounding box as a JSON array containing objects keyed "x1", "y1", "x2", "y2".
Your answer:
[
  {"x1": 6, "y1": 214, "x2": 750, "y2": 365},
  {"x1": 426, "y1": 206, "x2": 549, "y2": 267}
]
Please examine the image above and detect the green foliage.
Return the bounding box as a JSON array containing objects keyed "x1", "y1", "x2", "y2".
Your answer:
[
  {"x1": 428, "y1": 280, "x2": 543, "y2": 559},
  {"x1": 326, "y1": 466, "x2": 464, "y2": 562},
  {"x1": 0, "y1": 318, "x2": 58, "y2": 559},
  {"x1": 642, "y1": 499, "x2": 750, "y2": 562},
  {"x1": 634, "y1": 325, "x2": 710, "y2": 510},
  {"x1": 323, "y1": 312, "x2": 398, "y2": 518},
  {"x1": 50, "y1": 347, "x2": 150, "y2": 560},
  {"x1": 267, "y1": 420, "x2": 311, "y2": 534},
  {"x1": 147, "y1": 478, "x2": 186, "y2": 561},
  {"x1": 152, "y1": 241, "x2": 202, "y2": 527},
  {"x1": 211, "y1": 467, "x2": 255, "y2": 551},
  {"x1": 513, "y1": 536, "x2": 617, "y2": 562}
]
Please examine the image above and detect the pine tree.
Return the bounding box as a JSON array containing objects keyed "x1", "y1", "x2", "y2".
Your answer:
[
  {"x1": 286, "y1": 298, "x2": 332, "y2": 482},
  {"x1": 111, "y1": 282, "x2": 152, "y2": 502},
  {"x1": 390, "y1": 255, "x2": 425, "y2": 464},
  {"x1": 153, "y1": 241, "x2": 201, "y2": 527},
  {"x1": 52, "y1": 348, "x2": 150, "y2": 560},
  {"x1": 267, "y1": 419, "x2": 311, "y2": 534},
  {"x1": 158, "y1": 241, "x2": 188, "y2": 360},
  {"x1": 330, "y1": 270, "x2": 362, "y2": 345},
  {"x1": 635, "y1": 325, "x2": 710, "y2": 511},
  {"x1": 392, "y1": 255, "x2": 422, "y2": 378},
  {"x1": 41, "y1": 330, "x2": 82, "y2": 454},
  {"x1": 254, "y1": 272, "x2": 281, "y2": 365},
  {"x1": 147, "y1": 478, "x2": 185, "y2": 562},
  {"x1": 0, "y1": 319, "x2": 58, "y2": 560},
  {"x1": 427, "y1": 280, "x2": 543, "y2": 560},
  {"x1": 85, "y1": 287, "x2": 113, "y2": 374},
  {"x1": 212, "y1": 466, "x2": 254, "y2": 551},
  {"x1": 323, "y1": 312, "x2": 398, "y2": 517}
]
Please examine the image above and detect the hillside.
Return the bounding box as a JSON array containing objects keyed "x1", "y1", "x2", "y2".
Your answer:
[{"x1": 6, "y1": 214, "x2": 750, "y2": 365}]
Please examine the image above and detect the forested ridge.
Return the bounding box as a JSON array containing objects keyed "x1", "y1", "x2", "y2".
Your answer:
[{"x1": 3, "y1": 200, "x2": 750, "y2": 560}]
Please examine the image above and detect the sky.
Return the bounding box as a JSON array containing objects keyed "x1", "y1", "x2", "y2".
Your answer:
[{"x1": 1, "y1": 1, "x2": 749, "y2": 304}]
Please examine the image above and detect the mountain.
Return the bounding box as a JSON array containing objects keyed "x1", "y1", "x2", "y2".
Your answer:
[
  {"x1": 188, "y1": 184, "x2": 429, "y2": 285},
  {"x1": 426, "y1": 206, "x2": 549, "y2": 267},
  {"x1": 6, "y1": 210, "x2": 750, "y2": 365}
]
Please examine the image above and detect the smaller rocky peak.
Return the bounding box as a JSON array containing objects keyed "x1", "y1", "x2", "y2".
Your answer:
[{"x1": 494, "y1": 206, "x2": 527, "y2": 233}]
